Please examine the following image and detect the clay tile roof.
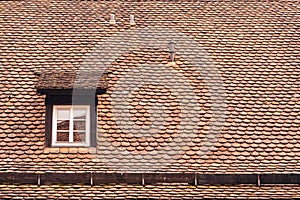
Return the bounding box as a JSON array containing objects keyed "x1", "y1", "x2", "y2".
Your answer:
[
  {"x1": 36, "y1": 69, "x2": 108, "y2": 90},
  {"x1": 0, "y1": 184, "x2": 299, "y2": 199},
  {"x1": 0, "y1": 0, "x2": 299, "y2": 173},
  {"x1": 0, "y1": 0, "x2": 300, "y2": 197}
]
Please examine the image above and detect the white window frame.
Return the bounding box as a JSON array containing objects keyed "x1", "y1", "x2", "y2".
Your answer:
[{"x1": 52, "y1": 105, "x2": 90, "y2": 147}]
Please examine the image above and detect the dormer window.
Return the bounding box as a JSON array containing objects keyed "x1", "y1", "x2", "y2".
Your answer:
[
  {"x1": 44, "y1": 94, "x2": 98, "y2": 147},
  {"x1": 36, "y1": 70, "x2": 107, "y2": 148}
]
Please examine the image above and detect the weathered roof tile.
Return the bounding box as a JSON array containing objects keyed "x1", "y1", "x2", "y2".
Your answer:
[{"x1": 0, "y1": 0, "x2": 299, "y2": 181}]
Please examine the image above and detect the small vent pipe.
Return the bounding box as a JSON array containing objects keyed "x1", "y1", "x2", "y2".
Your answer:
[
  {"x1": 168, "y1": 42, "x2": 176, "y2": 62},
  {"x1": 130, "y1": 14, "x2": 135, "y2": 25},
  {"x1": 109, "y1": 14, "x2": 116, "y2": 24}
]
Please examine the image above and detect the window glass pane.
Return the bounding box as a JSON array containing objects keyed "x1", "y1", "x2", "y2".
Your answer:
[
  {"x1": 57, "y1": 109, "x2": 70, "y2": 120},
  {"x1": 52, "y1": 106, "x2": 89, "y2": 146},
  {"x1": 57, "y1": 132, "x2": 69, "y2": 142},
  {"x1": 57, "y1": 120, "x2": 70, "y2": 130},
  {"x1": 73, "y1": 109, "x2": 86, "y2": 119},
  {"x1": 73, "y1": 131, "x2": 86, "y2": 142},
  {"x1": 73, "y1": 121, "x2": 86, "y2": 131}
]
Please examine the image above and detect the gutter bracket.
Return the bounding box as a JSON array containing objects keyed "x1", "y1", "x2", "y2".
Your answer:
[
  {"x1": 257, "y1": 174, "x2": 261, "y2": 187},
  {"x1": 37, "y1": 174, "x2": 41, "y2": 186},
  {"x1": 142, "y1": 173, "x2": 145, "y2": 187},
  {"x1": 90, "y1": 172, "x2": 93, "y2": 186}
]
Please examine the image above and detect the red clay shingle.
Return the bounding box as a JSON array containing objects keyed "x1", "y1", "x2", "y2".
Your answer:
[
  {"x1": 0, "y1": 0, "x2": 299, "y2": 172},
  {"x1": 0, "y1": 184, "x2": 299, "y2": 199},
  {"x1": 0, "y1": 0, "x2": 299, "y2": 198}
]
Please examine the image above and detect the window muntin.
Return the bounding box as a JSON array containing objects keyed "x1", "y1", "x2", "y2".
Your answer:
[{"x1": 52, "y1": 105, "x2": 90, "y2": 147}]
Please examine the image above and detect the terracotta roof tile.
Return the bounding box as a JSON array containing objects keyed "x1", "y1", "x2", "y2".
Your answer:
[
  {"x1": 0, "y1": 0, "x2": 299, "y2": 177},
  {"x1": 36, "y1": 69, "x2": 108, "y2": 90},
  {"x1": 0, "y1": 184, "x2": 297, "y2": 199}
]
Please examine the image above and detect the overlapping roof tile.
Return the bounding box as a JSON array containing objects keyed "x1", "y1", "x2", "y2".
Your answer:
[
  {"x1": 36, "y1": 69, "x2": 108, "y2": 90},
  {"x1": 0, "y1": 184, "x2": 299, "y2": 199},
  {"x1": 0, "y1": 0, "x2": 299, "y2": 175}
]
